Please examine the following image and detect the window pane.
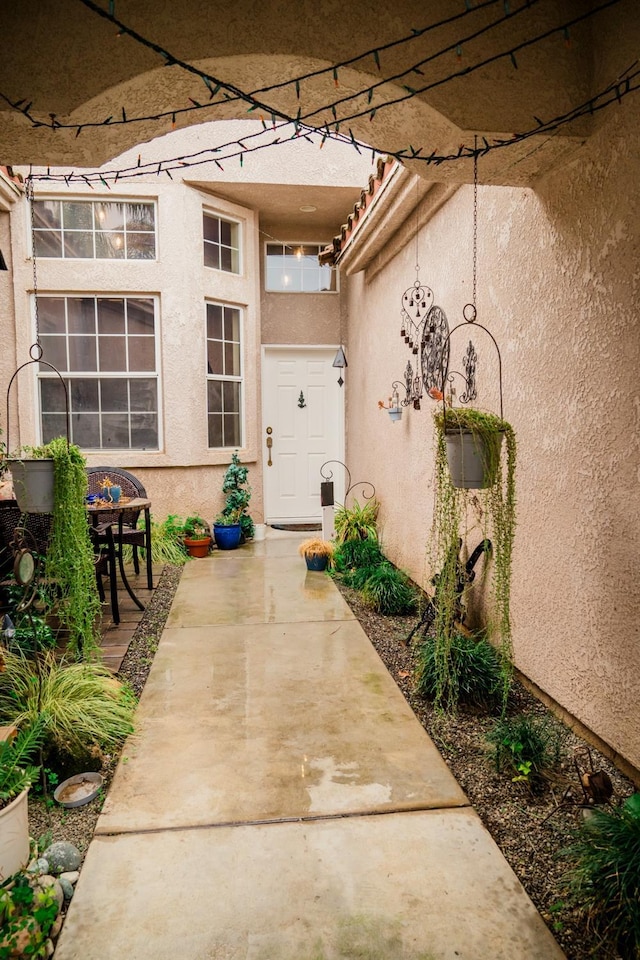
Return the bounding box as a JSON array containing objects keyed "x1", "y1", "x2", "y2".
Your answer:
[
  {"x1": 223, "y1": 414, "x2": 240, "y2": 447},
  {"x1": 38, "y1": 298, "x2": 66, "y2": 334},
  {"x1": 95, "y1": 232, "x2": 125, "y2": 259},
  {"x1": 223, "y1": 381, "x2": 240, "y2": 412},
  {"x1": 129, "y1": 379, "x2": 157, "y2": 412},
  {"x1": 207, "y1": 380, "x2": 222, "y2": 411},
  {"x1": 69, "y1": 336, "x2": 97, "y2": 371},
  {"x1": 97, "y1": 298, "x2": 125, "y2": 334},
  {"x1": 208, "y1": 414, "x2": 223, "y2": 448},
  {"x1": 98, "y1": 336, "x2": 126, "y2": 371},
  {"x1": 128, "y1": 336, "x2": 155, "y2": 371},
  {"x1": 220, "y1": 246, "x2": 233, "y2": 272},
  {"x1": 266, "y1": 244, "x2": 282, "y2": 257},
  {"x1": 33, "y1": 200, "x2": 61, "y2": 229},
  {"x1": 207, "y1": 340, "x2": 223, "y2": 375},
  {"x1": 34, "y1": 231, "x2": 62, "y2": 257},
  {"x1": 100, "y1": 379, "x2": 129, "y2": 411},
  {"x1": 204, "y1": 243, "x2": 220, "y2": 269},
  {"x1": 224, "y1": 342, "x2": 240, "y2": 376},
  {"x1": 102, "y1": 414, "x2": 130, "y2": 448},
  {"x1": 68, "y1": 298, "x2": 96, "y2": 334},
  {"x1": 73, "y1": 412, "x2": 100, "y2": 447},
  {"x1": 126, "y1": 233, "x2": 155, "y2": 259},
  {"x1": 40, "y1": 378, "x2": 67, "y2": 412},
  {"x1": 207, "y1": 303, "x2": 222, "y2": 340},
  {"x1": 127, "y1": 299, "x2": 155, "y2": 335},
  {"x1": 42, "y1": 414, "x2": 67, "y2": 443},
  {"x1": 126, "y1": 203, "x2": 154, "y2": 231},
  {"x1": 203, "y1": 215, "x2": 219, "y2": 242},
  {"x1": 64, "y1": 231, "x2": 93, "y2": 258},
  {"x1": 63, "y1": 202, "x2": 93, "y2": 229},
  {"x1": 40, "y1": 336, "x2": 67, "y2": 371},
  {"x1": 131, "y1": 414, "x2": 158, "y2": 448},
  {"x1": 320, "y1": 265, "x2": 336, "y2": 292},
  {"x1": 71, "y1": 379, "x2": 99, "y2": 412},
  {"x1": 223, "y1": 308, "x2": 240, "y2": 342},
  {"x1": 95, "y1": 202, "x2": 124, "y2": 231}
]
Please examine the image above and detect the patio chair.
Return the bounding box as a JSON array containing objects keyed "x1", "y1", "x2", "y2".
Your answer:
[
  {"x1": 89, "y1": 524, "x2": 120, "y2": 625},
  {"x1": 0, "y1": 499, "x2": 53, "y2": 579},
  {"x1": 86, "y1": 467, "x2": 153, "y2": 590}
]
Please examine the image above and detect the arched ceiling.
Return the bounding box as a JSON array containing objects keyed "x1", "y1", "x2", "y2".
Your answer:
[{"x1": 1, "y1": 0, "x2": 637, "y2": 185}]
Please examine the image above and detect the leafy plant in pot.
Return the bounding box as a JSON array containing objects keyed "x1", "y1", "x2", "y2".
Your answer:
[
  {"x1": 182, "y1": 515, "x2": 211, "y2": 558},
  {"x1": 298, "y1": 538, "x2": 334, "y2": 571},
  {"x1": 427, "y1": 406, "x2": 516, "y2": 712},
  {"x1": 220, "y1": 452, "x2": 254, "y2": 541},
  {"x1": 213, "y1": 509, "x2": 242, "y2": 551},
  {"x1": 0, "y1": 720, "x2": 44, "y2": 880}
]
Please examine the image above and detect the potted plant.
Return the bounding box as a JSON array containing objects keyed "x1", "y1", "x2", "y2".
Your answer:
[
  {"x1": 4, "y1": 448, "x2": 55, "y2": 514},
  {"x1": 436, "y1": 407, "x2": 508, "y2": 489},
  {"x1": 426, "y1": 406, "x2": 516, "y2": 712},
  {"x1": 298, "y1": 538, "x2": 334, "y2": 571},
  {"x1": 213, "y1": 509, "x2": 242, "y2": 551},
  {"x1": 378, "y1": 391, "x2": 403, "y2": 423},
  {"x1": 182, "y1": 515, "x2": 211, "y2": 558},
  {"x1": 0, "y1": 722, "x2": 43, "y2": 880},
  {"x1": 220, "y1": 452, "x2": 255, "y2": 541}
]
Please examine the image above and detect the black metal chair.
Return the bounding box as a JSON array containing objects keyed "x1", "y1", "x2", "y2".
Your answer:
[
  {"x1": 86, "y1": 467, "x2": 153, "y2": 590},
  {"x1": 89, "y1": 525, "x2": 120, "y2": 624}
]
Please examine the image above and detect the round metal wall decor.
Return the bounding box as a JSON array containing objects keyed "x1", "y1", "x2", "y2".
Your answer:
[{"x1": 420, "y1": 304, "x2": 450, "y2": 394}]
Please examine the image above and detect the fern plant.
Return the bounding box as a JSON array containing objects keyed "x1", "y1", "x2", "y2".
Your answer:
[{"x1": 0, "y1": 720, "x2": 44, "y2": 807}]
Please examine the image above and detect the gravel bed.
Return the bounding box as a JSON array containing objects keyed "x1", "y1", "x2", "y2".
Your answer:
[{"x1": 334, "y1": 581, "x2": 636, "y2": 960}]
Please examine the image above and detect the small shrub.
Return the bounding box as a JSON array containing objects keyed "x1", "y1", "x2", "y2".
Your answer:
[
  {"x1": 0, "y1": 652, "x2": 136, "y2": 760},
  {"x1": 0, "y1": 873, "x2": 59, "y2": 958},
  {"x1": 487, "y1": 713, "x2": 561, "y2": 784},
  {"x1": 415, "y1": 631, "x2": 505, "y2": 710},
  {"x1": 334, "y1": 498, "x2": 379, "y2": 543},
  {"x1": 562, "y1": 793, "x2": 640, "y2": 959},
  {"x1": 333, "y1": 538, "x2": 384, "y2": 572},
  {"x1": 360, "y1": 562, "x2": 417, "y2": 615}
]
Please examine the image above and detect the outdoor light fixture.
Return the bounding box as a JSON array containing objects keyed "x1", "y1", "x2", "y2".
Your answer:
[{"x1": 332, "y1": 345, "x2": 347, "y2": 387}]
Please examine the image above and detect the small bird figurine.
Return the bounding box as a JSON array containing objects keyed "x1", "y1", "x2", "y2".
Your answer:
[{"x1": 427, "y1": 386, "x2": 444, "y2": 401}]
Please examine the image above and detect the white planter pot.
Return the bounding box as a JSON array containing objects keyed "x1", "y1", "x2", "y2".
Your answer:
[
  {"x1": 388, "y1": 408, "x2": 402, "y2": 422},
  {"x1": 0, "y1": 788, "x2": 30, "y2": 881},
  {"x1": 10, "y1": 459, "x2": 55, "y2": 513}
]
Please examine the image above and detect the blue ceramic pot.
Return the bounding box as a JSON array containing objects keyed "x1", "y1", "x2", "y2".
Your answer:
[
  {"x1": 305, "y1": 555, "x2": 328, "y2": 571},
  {"x1": 213, "y1": 523, "x2": 242, "y2": 550},
  {"x1": 104, "y1": 485, "x2": 122, "y2": 503}
]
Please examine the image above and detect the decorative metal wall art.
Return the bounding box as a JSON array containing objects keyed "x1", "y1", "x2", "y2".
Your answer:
[
  {"x1": 319, "y1": 460, "x2": 375, "y2": 506},
  {"x1": 398, "y1": 274, "x2": 450, "y2": 408}
]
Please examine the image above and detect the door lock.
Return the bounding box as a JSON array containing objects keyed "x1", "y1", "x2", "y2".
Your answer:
[{"x1": 266, "y1": 429, "x2": 273, "y2": 467}]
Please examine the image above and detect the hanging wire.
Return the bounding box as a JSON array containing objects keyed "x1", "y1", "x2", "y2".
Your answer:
[
  {"x1": 472, "y1": 139, "x2": 478, "y2": 313},
  {"x1": 25, "y1": 178, "x2": 43, "y2": 361}
]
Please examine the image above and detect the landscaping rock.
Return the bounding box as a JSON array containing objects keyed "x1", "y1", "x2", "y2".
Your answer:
[
  {"x1": 59, "y1": 877, "x2": 74, "y2": 901},
  {"x1": 27, "y1": 857, "x2": 49, "y2": 875},
  {"x1": 41, "y1": 841, "x2": 81, "y2": 874},
  {"x1": 35, "y1": 876, "x2": 64, "y2": 912},
  {"x1": 50, "y1": 915, "x2": 63, "y2": 939},
  {"x1": 59, "y1": 870, "x2": 79, "y2": 885}
]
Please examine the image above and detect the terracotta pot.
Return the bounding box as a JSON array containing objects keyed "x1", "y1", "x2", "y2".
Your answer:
[
  {"x1": 0, "y1": 788, "x2": 30, "y2": 880},
  {"x1": 184, "y1": 536, "x2": 211, "y2": 558}
]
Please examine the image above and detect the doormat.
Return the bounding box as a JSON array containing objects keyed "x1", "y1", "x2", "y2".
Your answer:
[{"x1": 269, "y1": 523, "x2": 322, "y2": 531}]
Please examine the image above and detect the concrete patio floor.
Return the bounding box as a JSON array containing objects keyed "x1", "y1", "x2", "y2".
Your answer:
[{"x1": 54, "y1": 533, "x2": 566, "y2": 960}]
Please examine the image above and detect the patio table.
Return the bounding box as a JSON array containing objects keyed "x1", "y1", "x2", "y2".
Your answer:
[{"x1": 87, "y1": 497, "x2": 152, "y2": 612}]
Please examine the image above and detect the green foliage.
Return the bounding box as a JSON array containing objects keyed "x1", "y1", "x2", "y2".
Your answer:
[
  {"x1": 221, "y1": 451, "x2": 254, "y2": 539},
  {"x1": 0, "y1": 873, "x2": 58, "y2": 959},
  {"x1": 332, "y1": 538, "x2": 384, "y2": 573},
  {"x1": 562, "y1": 794, "x2": 640, "y2": 958},
  {"x1": 182, "y1": 515, "x2": 210, "y2": 539},
  {"x1": 39, "y1": 438, "x2": 101, "y2": 659},
  {"x1": 486, "y1": 713, "x2": 561, "y2": 784},
  {"x1": 2, "y1": 593, "x2": 55, "y2": 655},
  {"x1": 360, "y1": 562, "x2": 417, "y2": 615},
  {"x1": 147, "y1": 514, "x2": 188, "y2": 565},
  {"x1": 334, "y1": 498, "x2": 379, "y2": 544},
  {"x1": 0, "y1": 720, "x2": 44, "y2": 806},
  {"x1": 415, "y1": 631, "x2": 504, "y2": 710},
  {"x1": 0, "y1": 651, "x2": 135, "y2": 760},
  {"x1": 430, "y1": 408, "x2": 516, "y2": 711}
]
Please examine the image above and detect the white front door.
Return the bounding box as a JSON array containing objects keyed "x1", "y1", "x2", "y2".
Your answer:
[{"x1": 262, "y1": 347, "x2": 344, "y2": 524}]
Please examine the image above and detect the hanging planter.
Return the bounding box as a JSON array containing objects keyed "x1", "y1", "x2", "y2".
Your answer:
[
  {"x1": 388, "y1": 407, "x2": 403, "y2": 423},
  {"x1": 442, "y1": 413, "x2": 505, "y2": 490},
  {"x1": 9, "y1": 458, "x2": 55, "y2": 513}
]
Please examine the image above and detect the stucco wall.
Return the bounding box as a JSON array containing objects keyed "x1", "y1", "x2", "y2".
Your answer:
[{"x1": 345, "y1": 93, "x2": 640, "y2": 770}]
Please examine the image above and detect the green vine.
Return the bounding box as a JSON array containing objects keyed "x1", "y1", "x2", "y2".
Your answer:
[
  {"x1": 430, "y1": 407, "x2": 517, "y2": 711},
  {"x1": 39, "y1": 438, "x2": 101, "y2": 659}
]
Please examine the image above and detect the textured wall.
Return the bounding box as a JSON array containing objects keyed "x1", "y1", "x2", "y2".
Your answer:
[{"x1": 345, "y1": 93, "x2": 640, "y2": 770}]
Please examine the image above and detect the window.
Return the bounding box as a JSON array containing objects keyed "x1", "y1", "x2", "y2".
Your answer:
[
  {"x1": 265, "y1": 242, "x2": 336, "y2": 292},
  {"x1": 37, "y1": 295, "x2": 159, "y2": 450},
  {"x1": 32, "y1": 199, "x2": 156, "y2": 260},
  {"x1": 203, "y1": 212, "x2": 240, "y2": 273},
  {"x1": 206, "y1": 301, "x2": 242, "y2": 448}
]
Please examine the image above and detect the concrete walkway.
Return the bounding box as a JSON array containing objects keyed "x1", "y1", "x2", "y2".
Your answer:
[{"x1": 54, "y1": 534, "x2": 565, "y2": 960}]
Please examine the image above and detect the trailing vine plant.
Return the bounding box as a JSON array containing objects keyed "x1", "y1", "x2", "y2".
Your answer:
[
  {"x1": 36, "y1": 438, "x2": 102, "y2": 659},
  {"x1": 430, "y1": 406, "x2": 516, "y2": 711}
]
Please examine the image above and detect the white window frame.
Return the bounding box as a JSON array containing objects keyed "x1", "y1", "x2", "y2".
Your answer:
[
  {"x1": 264, "y1": 241, "x2": 338, "y2": 293},
  {"x1": 205, "y1": 299, "x2": 244, "y2": 450},
  {"x1": 35, "y1": 293, "x2": 162, "y2": 452},
  {"x1": 30, "y1": 197, "x2": 157, "y2": 261},
  {"x1": 203, "y1": 209, "x2": 242, "y2": 275}
]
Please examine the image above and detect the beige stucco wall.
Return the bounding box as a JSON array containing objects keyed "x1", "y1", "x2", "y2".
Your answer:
[{"x1": 344, "y1": 92, "x2": 640, "y2": 770}]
